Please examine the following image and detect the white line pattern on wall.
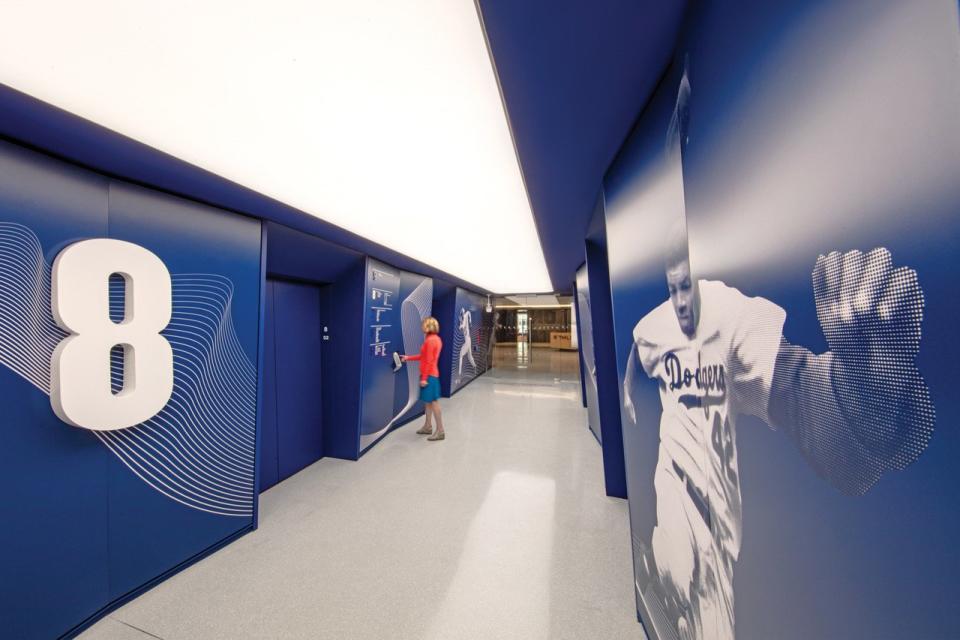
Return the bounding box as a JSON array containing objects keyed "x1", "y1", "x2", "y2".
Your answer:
[{"x1": 0, "y1": 221, "x2": 256, "y2": 517}]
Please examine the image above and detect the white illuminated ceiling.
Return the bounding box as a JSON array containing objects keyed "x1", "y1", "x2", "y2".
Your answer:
[{"x1": 0, "y1": 1, "x2": 552, "y2": 293}]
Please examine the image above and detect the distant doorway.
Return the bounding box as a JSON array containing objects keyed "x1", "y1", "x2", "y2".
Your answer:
[{"x1": 516, "y1": 309, "x2": 529, "y2": 343}]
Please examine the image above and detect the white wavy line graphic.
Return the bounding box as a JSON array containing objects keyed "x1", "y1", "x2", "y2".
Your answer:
[
  {"x1": 0, "y1": 221, "x2": 256, "y2": 517},
  {"x1": 360, "y1": 277, "x2": 433, "y2": 449}
]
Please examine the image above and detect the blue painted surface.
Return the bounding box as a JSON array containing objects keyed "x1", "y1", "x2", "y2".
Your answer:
[
  {"x1": 260, "y1": 281, "x2": 280, "y2": 492},
  {"x1": 0, "y1": 84, "x2": 491, "y2": 296},
  {"x1": 320, "y1": 261, "x2": 366, "y2": 460},
  {"x1": 576, "y1": 264, "x2": 602, "y2": 443},
  {"x1": 263, "y1": 222, "x2": 366, "y2": 462},
  {"x1": 477, "y1": 0, "x2": 687, "y2": 290},
  {"x1": 273, "y1": 279, "x2": 325, "y2": 480},
  {"x1": 265, "y1": 221, "x2": 363, "y2": 284},
  {"x1": 391, "y1": 270, "x2": 432, "y2": 425},
  {"x1": 449, "y1": 288, "x2": 493, "y2": 395},
  {"x1": 433, "y1": 289, "x2": 457, "y2": 397},
  {"x1": 253, "y1": 224, "x2": 268, "y2": 526},
  {"x1": 358, "y1": 259, "x2": 434, "y2": 454},
  {"x1": 584, "y1": 206, "x2": 627, "y2": 499},
  {"x1": 573, "y1": 277, "x2": 589, "y2": 409},
  {"x1": 605, "y1": 2, "x2": 960, "y2": 636},
  {"x1": 0, "y1": 142, "x2": 110, "y2": 639},
  {"x1": 103, "y1": 180, "x2": 261, "y2": 607},
  {"x1": 358, "y1": 260, "x2": 401, "y2": 447},
  {"x1": 0, "y1": 140, "x2": 262, "y2": 639},
  {"x1": 261, "y1": 277, "x2": 328, "y2": 490}
]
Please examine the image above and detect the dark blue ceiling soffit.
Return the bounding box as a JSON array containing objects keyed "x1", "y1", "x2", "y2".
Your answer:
[
  {"x1": 0, "y1": 83, "x2": 488, "y2": 295},
  {"x1": 476, "y1": 0, "x2": 687, "y2": 292}
]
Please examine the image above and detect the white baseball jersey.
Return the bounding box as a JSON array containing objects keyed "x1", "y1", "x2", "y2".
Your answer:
[{"x1": 633, "y1": 279, "x2": 785, "y2": 638}]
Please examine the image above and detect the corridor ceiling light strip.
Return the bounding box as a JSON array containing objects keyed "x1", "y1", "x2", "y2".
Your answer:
[{"x1": 0, "y1": 1, "x2": 552, "y2": 294}]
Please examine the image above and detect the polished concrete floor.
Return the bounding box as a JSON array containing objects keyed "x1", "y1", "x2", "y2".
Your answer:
[{"x1": 80, "y1": 348, "x2": 642, "y2": 640}]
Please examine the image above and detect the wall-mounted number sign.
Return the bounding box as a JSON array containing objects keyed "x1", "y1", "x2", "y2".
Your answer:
[{"x1": 50, "y1": 239, "x2": 173, "y2": 431}]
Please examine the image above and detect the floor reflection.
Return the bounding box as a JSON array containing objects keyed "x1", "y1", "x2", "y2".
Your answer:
[
  {"x1": 425, "y1": 471, "x2": 556, "y2": 640},
  {"x1": 80, "y1": 341, "x2": 641, "y2": 640},
  {"x1": 488, "y1": 343, "x2": 581, "y2": 385}
]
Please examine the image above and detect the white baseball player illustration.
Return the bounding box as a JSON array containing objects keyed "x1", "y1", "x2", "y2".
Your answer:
[
  {"x1": 457, "y1": 307, "x2": 476, "y2": 376},
  {"x1": 623, "y1": 64, "x2": 935, "y2": 640},
  {"x1": 577, "y1": 288, "x2": 598, "y2": 389}
]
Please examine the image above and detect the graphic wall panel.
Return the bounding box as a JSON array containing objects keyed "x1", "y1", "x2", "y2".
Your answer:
[
  {"x1": 449, "y1": 288, "x2": 492, "y2": 394},
  {"x1": 0, "y1": 141, "x2": 111, "y2": 640},
  {"x1": 0, "y1": 141, "x2": 261, "y2": 639},
  {"x1": 105, "y1": 183, "x2": 261, "y2": 597},
  {"x1": 358, "y1": 258, "x2": 433, "y2": 453},
  {"x1": 576, "y1": 264, "x2": 602, "y2": 442},
  {"x1": 604, "y1": 2, "x2": 960, "y2": 638}
]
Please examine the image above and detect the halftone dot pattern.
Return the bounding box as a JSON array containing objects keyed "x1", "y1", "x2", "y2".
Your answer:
[
  {"x1": 805, "y1": 248, "x2": 935, "y2": 494},
  {"x1": 634, "y1": 534, "x2": 685, "y2": 640},
  {"x1": 451, "y1": 306, "x2": 491, "y2": 391},
  {"x1": 475, "y1": 321, "x2": 492, "y2": 373},
  {"x1": 627, "y1": 248, "x2": 937, "y2": 640}
]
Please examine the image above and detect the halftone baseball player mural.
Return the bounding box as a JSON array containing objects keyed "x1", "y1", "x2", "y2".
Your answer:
[
  {"x1": 449, "y1": 288, "x2": 492, "y2": 393},
  {"x1": 457, "y1": 307, "x2": 477, "y2": 375},
  {"x1": 621, "y1": 62, "x2": 936, "y2": 640}
]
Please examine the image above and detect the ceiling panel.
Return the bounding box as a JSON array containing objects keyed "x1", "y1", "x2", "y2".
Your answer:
[
  {"x1": 477, "y1": 0, "x2": 687, "y2": 291},
  {"x1": 0, "y1": 0, "x2": 552, "y2": 293}
]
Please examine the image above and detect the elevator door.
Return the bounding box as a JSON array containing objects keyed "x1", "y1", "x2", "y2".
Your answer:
[{"x1": 261, "y1": 278, "x2": 325, "y2": 491}]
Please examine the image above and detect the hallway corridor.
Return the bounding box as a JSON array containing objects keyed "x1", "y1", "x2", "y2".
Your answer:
[{"x1": 81, "y1": 362, "x2": 642, "y2": 640}]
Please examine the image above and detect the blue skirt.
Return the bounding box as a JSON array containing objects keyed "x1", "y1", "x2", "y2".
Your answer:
[{"x1": 420, "y1": 376, "x2": 441, "y2": 403}]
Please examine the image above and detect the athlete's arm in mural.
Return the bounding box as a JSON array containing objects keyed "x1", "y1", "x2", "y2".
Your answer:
[
  {"x1": 624, "y1": 247, "x2": 934, "y2": 496},
  {"x1": 766, "y1": 248, "x2": 934, "y2": 494}
]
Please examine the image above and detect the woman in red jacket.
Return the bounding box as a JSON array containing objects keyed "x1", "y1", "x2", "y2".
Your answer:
[{"x1": 401, "y1": 316, "x2": 445, "y2": 441}]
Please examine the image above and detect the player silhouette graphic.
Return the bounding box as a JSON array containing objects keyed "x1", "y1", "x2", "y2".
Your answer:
[
  {"x1": 622, "y1": 63, "x2": 936, "y2": 640},
  {"x1": 457, "y1": 307, "x2": 476, "y2": 376}
]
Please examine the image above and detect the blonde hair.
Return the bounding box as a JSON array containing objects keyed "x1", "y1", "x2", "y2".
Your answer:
[{"x1": 422, "y1": 317, "x2": 440, "y2": 334}]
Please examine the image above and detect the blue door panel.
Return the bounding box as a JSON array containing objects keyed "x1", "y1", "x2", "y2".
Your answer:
[
  {"x1": 0, "y1": 141, "x2": 111, "y2": 640},
  {"x1": 273, "y1": 279, "x2": 324, "y2": 480},
  {"x1": 105, "y1": 182, "x2": 260, "y2": 600},
  {"x1": 259, "y1": 280, "x2": 280, "y2": 491}
]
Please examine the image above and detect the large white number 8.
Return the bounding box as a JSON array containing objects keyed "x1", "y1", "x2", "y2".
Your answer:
[{"x1": 50, "y1": 239, "x2": 173, "y2": 431}]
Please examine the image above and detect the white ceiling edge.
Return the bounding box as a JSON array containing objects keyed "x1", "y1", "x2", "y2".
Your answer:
[{"x1": 0, "y1": 1, "x2": 552, "y2": 294}]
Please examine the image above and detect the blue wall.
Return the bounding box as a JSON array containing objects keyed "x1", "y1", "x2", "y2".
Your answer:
[
  {"x1": 573, "y1": 288, "x2": 589, "y2": 409},
  {"x1": 575, "y1": 264, "x2": 602, "y2": 443},
  {"x1": 260, "y1": 278, "x2": 325, "y2": 491},
  {"x1": 0, "y1": 138, "x2": 433, "y2": 638},
  {"x1": 434, "y1": 288, "x2": 456, "y2": 397},
  {"x1": 0, "y1": 83, "x2": 484, "y2": 640},
  {"x1": 476, "y1": 0, "x2": 687, "y2": 290},
  {"x1": 320, "y1": 260, "x2": 367, "y2": 460},
  {"x1": 448, "y1": 288, "x2": 493, "y2": 395},
  {"x1": 358, "y1": 259, "x2": 434, "y2": 454},
  {"x1": 0, "y1": 141, "x2": 261, "y2": 639},
  {"x1": 604, "y1": 1, "x2": 960, "y2": 637},
  {"x1": 583, "y1": 199, "x2": 628, "y2": 500},
  {"x1": 263, "y1": 222, "x2": 366, "y2": 462}
]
